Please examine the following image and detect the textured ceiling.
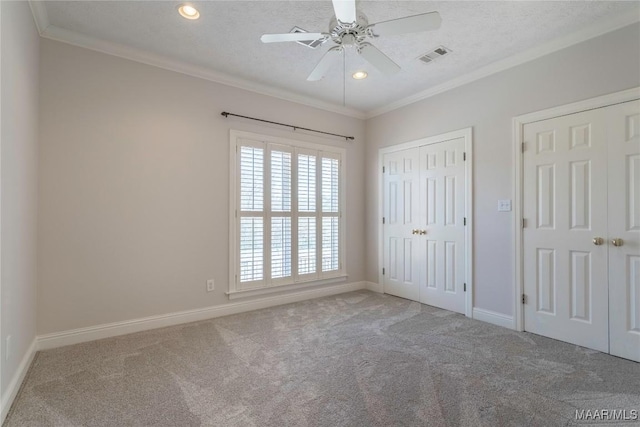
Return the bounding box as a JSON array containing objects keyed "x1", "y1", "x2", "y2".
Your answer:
[{"x1": 42, "y1": 1, "x2": 639, "y2": 113}]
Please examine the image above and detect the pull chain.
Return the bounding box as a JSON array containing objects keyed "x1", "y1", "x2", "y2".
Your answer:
[{"x1": 343, "y1": 49, "x2": 346, "y2": 107}]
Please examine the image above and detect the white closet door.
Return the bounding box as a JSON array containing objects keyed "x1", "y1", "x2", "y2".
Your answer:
[
  {"x1": 418, "y1": 138, "x2": 466, "y2": 314},
  {"x1": 383, "y1": 148, "x2": 420, "y2": 301},
  {"x1": 608, "y1": 100, "x2": 640, "y2": 362},
  {"x1": 523, "y1": 109, "x2": 609, "y2": 353}
]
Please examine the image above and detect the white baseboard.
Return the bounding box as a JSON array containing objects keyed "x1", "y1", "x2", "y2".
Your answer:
[
  {"x1": 1, "y1": 337, "x2": 37, "y2": 424},
  {"x1": 364, "y1": 281, "x2": 383, "y2": 293},
  {"x1": 472, "y1": 308, "x2": 515, "y2": 330},
  {"x1": 37, "y1": 281, "x2": 368, "y2": 350}
]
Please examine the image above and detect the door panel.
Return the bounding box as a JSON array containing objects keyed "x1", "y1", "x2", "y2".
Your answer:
[
  {"x1": 383, "y1": 138, "x2": 467, "y2": 311},
  {"x1": 607, "y1": 100, "x2": 640, "y2": 362},
  {"x1": 569, "y1": 250, "x2": 591, "y2": 322},
  {"x1": 383, "y1": 149, "x2": 420, "y2": 301},
  {"x1": 523, "y1": 109, "x2": 609, "y2": 353},
  {"x1": 418, "y1": 138, "x2": 466, "y2": 313}
]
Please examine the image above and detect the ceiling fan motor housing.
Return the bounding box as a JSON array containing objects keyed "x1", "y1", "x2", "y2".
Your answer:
[{"x1": 329, "y1": 12, "x2": 370, "y2": 49}]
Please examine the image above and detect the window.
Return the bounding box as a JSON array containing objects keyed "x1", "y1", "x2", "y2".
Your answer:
[{"x1": 230, "y1": 131, "x2": 345, "y2": 297}]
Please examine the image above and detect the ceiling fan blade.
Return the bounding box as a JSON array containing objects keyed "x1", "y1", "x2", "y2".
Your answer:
[
  {"x1": 358, "y1": 43, "x2": 400, "y2": 76},
  {"x1": 307, "y1": 47, "x2": 342, "y2": 81},
  {"x1": 261, "y1": 33, "x2": 327, "y2": 43},
  {"x1": 332, "y1": 0, "x2": 356, "y2": 24},
  {"x1": 369, "y1": 12, "x2": 441, "y2": 37}
]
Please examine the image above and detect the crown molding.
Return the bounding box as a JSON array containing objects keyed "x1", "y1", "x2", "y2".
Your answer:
[
  {"x1": 364, "y1": 12, "x2": 640, "y2": 119},
  {"x1": 33, "y1": 24, "x2": 366, "y2": 120},
  {"x1": 27, "y1": 1, "x2": 638, "y2": 121},
  {"x1": 28, "y1": 0, "x2": 366, "y2": 119},
  {"x1": 27, "y1": 0, "x2": 50, "y2": 34}
]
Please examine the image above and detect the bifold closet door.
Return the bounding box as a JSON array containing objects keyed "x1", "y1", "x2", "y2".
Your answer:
[
  {"x1": 383, "y1": 138, "x2": 467, "y2": 312},
  {"x1": 523, "y1": 99, "x2": 640, "y2": 362},
  {"x1": 418, "y1": 138, "x2": 466, "y2": 314},
  {"x1": 523, "y1": 108, "x2": 610, "y2": 353},
  {"x1": 608, "y1": 100, "x2": 640, "y2": 363},
  {"x1": 383, "y1": 148, "x2": 421, "y2": 302}
]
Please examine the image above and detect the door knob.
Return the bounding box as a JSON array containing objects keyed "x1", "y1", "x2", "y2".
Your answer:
[
  {"x1": 419, "y1": 230, "x2": 427, "y2": 235},
  {"x1": 611, "y1": 238, "x2": 623, "y2": 247},
  {"x1": 412, "y1": 229, "x2": 419, "y2": 235},
  {"x1": 592, "y1": 237, "x2": 604, "y2": 246}
]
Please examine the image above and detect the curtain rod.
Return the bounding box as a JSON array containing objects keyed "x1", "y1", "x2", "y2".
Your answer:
[{"x1": 221, "y1": 112, "x2": 355, "y2": 141}]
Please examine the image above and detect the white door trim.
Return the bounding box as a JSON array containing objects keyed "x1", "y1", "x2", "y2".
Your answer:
[
  {"x1": 512, "y1": 87, "x2": 640, "y2": 332},
  {"x1": 0, "y1": 2, "x2": 3, "y2": 415},
  {"x1": 378, "y1": 127, "x2": 474, "y2": 317}
]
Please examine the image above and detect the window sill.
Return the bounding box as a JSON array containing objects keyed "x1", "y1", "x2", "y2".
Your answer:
[{"x1": 226, "y1": 275, "x2": 348, "y2": 300}]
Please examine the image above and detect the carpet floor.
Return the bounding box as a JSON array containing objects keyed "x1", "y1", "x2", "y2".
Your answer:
[{"x1": 4, "y1": 291, "x2": 640, "y2": 426}]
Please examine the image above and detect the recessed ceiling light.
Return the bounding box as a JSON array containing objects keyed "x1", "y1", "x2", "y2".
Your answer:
[
  {"x1": 352, "y1": 71, "x2": 368, "y2": 80},
  {"x1": 178, "y1": 4, "x2": 200, "y2": 20}
]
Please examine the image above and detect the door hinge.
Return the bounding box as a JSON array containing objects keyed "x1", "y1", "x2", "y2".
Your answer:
[
  {"x1": 522, "y1": 218, "x2": 526, "y2": 228},
  {"x1": 463, "y1": 152, "x2": 467, "y2": 161},
  {"x1": 382, "y1": 217, "x2": 385, "y2": 224},
  {"x1": 235, "y1": 275, "x2": 238, "y2": 283},
  {"x1": 464, "y1": 217, "x2": 467, "y2": 226},
  {"x1": 235, "y1": 209, "x2": 238, "y2": 218},
  {"x1": 521, "y1": 142, "x2": 526, "y2": 153},
  {"x1": 464, "y1": 283, "x2": 467, "y2": 292},
  {"x1": 522, "y1": 294, "x2": 527, "y2": 304},
  {"x1": 382, "y1": 268, "x2": 385, "y2": 275},
  {"x1": 382, "y1": 166, "x2": 385, "y2": 173}
]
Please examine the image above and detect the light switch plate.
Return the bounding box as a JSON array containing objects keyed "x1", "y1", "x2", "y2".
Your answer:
[{"x1": 498, "y1": 199, "x2": 512, "y2": 212}]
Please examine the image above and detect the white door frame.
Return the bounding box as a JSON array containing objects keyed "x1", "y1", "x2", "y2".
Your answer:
[
  {"x1": 512, "y1": 87, "x2": 640, "y2": 332},
  {"x1": 0, "y1": 0, "x2": 3, "y2": 404},
  {"x1": 378, "y1": 127, "x2": 474, "y2": 318}
]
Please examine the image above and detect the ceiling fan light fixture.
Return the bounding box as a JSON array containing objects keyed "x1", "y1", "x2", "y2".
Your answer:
[
  {"x1": 352, "y1": 71, "x2": 368, "y2": 80},
  {"x1": 178, "y1": 4, "x2": 200, "y2": 20},
  {"x1": 260, "y1": 0, "x2": 442, "y2": 81}
]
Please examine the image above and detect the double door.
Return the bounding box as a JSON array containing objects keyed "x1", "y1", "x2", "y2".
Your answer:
[
  {"x1": 382, "y1": 137, "x2": 467, "y2": 314},
  {"x1": 523, "y1": 100, "x2": 640, "y2": 362}
]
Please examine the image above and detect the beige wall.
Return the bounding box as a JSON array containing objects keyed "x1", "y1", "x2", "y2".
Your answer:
[
  {"x1": 364, "y1": 23, "x2": 640, "y2": 316},
  {"x1": 38, "y1": 40, "x2": 365, "y2": 335},
  {"x1": 1, "y1": 0, "x2": 40, "y2": 399},
  {"x1": 36, "y1": 22, "x2": 640, "y2": 333}
]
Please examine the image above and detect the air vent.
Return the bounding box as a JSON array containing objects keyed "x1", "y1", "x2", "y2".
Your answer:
[
  {"x1": 418, "y1": 45, "x2": 452, "y2": 64},
  {"x1": 290, "y1": 26, "x2": 324, "y2": 49}
]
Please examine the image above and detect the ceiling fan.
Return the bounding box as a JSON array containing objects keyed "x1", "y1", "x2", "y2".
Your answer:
[{"x1": 260, "y1": 0, "x2": 442, "y2": 81}]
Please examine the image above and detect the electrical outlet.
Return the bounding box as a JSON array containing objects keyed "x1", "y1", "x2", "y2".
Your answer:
[
  {"x1": 498, "y1": 199, "x2": 512, "y2": 212},
  {"x1": 6, "y1": 335, "x2": 12, "y2": 361},
  {"x1": 206, "y1": 279, "x2": 215, "y2": 292}
]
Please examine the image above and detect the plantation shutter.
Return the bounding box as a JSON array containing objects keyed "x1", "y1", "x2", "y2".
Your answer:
[
  {"x1": 234, "y1": 134, "x2": 343, "y2": 294},
  {"x1": 321, "y1": 154, "x2": 340, "y2": 272},
  {"x1": 270, "y1": 146, "x2": 293, "y2": 283},
  {"x1": 297, "y1": 150, "x2": 318, "y2": 280},
  {"x1": 239, "y1": 142, "x2": 265, "y2": 285}
]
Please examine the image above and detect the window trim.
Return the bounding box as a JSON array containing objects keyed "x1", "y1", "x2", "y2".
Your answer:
[{"x1": 228, "y1": 130, "x2": 347, "y2": 299}]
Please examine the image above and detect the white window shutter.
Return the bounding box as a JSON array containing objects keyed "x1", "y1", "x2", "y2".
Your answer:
[
  {"x1": 322, "y1": 157, "x2": 339, "y2": 213},
  {"x1": 232, "y1": 133, "x2": 344, "y2": 295},
  {"x1": 271, "y1": 150, "x2": 291, "y2": 212},
  {"x1": 240, "y1": 146, "x2": 264, "y2": 211},
  {"x1": 239, "y1": 217, "x2": 264, "y2": 282},
  {"x1": 297, "y1": 154, "x2": 316, "y2": 213},
  {"x1": 322, "y1": 216, "x2": 339, "y2": 272}
]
